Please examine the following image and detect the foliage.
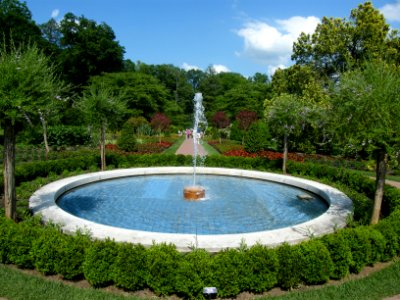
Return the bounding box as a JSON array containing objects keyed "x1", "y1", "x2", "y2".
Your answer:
[
  {"x1": 277, "y1": 243, "x2": 303, "y2": 289},
  {"x1": 236, "y1": 110, "x2": 258, "y2": 132},
  {"x1": 47, "y1": 125, "x2": 91, "y2": 147},
  {"x1": 113, "y1": 243, "x2": 147, "y2": 291},
  {"x1": 212, "y1": 111, "x2": 230, "y2": 129},
  {"x1": 145, "y1": 243, "x2": 181, "y2": 295},
  {"x1": 83, "y1": 239, "x2": 119, "y2": 287},
  {"x1": 117, "y1": 119, "x2": 137, "y2": 152},
  {"x1": 299, "y1": 240, "x2": 333, "y2": 285},
  {"x1": 244, "y1": 121, "x2": 272, "y2": 153}
]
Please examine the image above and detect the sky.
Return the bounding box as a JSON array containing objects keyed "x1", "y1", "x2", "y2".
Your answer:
[{"x1": 25, "y1": 0, "x2": 400, "y2": 77}]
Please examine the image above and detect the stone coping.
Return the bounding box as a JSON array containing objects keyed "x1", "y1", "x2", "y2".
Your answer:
[{"x1": 29, "y1": 167, "x2": 353, "y2": 252}]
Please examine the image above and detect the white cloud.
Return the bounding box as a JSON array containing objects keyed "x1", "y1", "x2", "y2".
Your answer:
[
  {"x1": 182, "y1": 63, "x2": 200, "y2": 71},
  {"x1": 51, "y1": 9, "x2": 60, "y2": 19},
  {"x1": 379, "y1": 1, "x2": 400, "y2": 22},
  {"x1": 212, "y1": 64, "x2": 230, "y2": 73},
  {"x1": 237, "y1": 16, "x2": 320, "y2": 75}
]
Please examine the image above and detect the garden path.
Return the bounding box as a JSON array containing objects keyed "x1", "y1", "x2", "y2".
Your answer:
[{"x1": 175, "y1": 137, "x2": 207, "y2": 156}]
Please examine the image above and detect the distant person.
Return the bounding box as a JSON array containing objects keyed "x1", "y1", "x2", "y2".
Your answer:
[{"x1": 185, "y1": 128, "x2": 191, "y2": 139}]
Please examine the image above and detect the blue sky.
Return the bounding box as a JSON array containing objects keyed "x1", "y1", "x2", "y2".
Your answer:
[{"x1": 25, "y1": 0, "x2": 400, "y2": 77}]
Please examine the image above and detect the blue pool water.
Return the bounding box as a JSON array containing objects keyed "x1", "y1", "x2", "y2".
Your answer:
[{"x1": 57, "y1": 174, "x2": 328, "y2": 234}]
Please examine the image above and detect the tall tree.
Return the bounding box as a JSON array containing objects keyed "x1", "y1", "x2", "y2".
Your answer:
[
  {"x1": 292, "y1": 2, "x2": 395, "y2": 77},
  {"x1": 78, "y1": 81, "x2": 126, "y2": 170},
  {"x1": 0, "y1": 0, "x2": 44, "y2": 50},
  {"x1": 0, "y1": 44, "x2": 63, "y2": 220},
  {"x1": 59, "y1": 13, "x2": 125, "y2": 87},
  {"x1": 332, "y1": 61, "x2": 400, "y2": 224}
]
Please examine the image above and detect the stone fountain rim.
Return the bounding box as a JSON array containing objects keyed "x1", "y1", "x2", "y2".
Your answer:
[{"x1": 29, "y1": 166, "x2": 353, "y2": 252}]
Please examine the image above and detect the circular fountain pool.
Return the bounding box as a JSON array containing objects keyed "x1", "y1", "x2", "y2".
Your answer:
[{"x1": 29, "y1": 167, "x2": 353, "y2": 252}]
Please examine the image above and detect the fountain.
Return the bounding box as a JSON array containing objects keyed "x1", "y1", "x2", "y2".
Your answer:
[
  {"x1": 29, "y1": 95, "x2": 353, "y2": 252},
  {"x1": 183, "y1": 92, "x2": 207, "y2": 200}
]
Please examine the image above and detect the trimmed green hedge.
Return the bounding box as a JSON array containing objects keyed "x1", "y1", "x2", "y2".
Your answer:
[{"x1": 0, "y1": 154, "x2": 400, "y2": 298}]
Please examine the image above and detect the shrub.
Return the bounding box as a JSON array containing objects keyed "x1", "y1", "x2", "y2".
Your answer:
[
  {"x1": 244, "y1": 121, "x2": 271, "y2": 153},
  {"x1": 340, "y1": 227, "x2": 372, "y2": 273},
  {"x1": 175, "y1": 249, "x2": 213, "y2": 299},
  {"x1": 211, "y1": 248, "x2": 244, "y2": 297},
  {"x1": 113, "y1": 243, "x2": 147, "y2": 291},
  {"x1": 55, "y1": 231, "x2": 91, "y2": 280},
  {"x1": 47, "y1": 125, "x2": 91, "y2": 147},
  {"x1": 83, "y1": 239, "x2": 119, "y2": 287},
  {"x1": 321, "y1": 232, "x2": 353, "y2": 279},
  {"x1": 277, "y1": 243, "x2": 303, "y2": 289},
  {"x1": 299, "y1": 240, "x2": 333, "y2": 285},
  {"x1": 146, "y1": 243, "x2": 181, "y2": 295},
  {"x1": 241, "y1": 244, "x2": 279, "y2": 293},
  {"x1": 31, "y1": 224, "x2": 64, "y2": 275},
  {"x1": 117, "y1": 119, "x2": 138, "y2": 152}
]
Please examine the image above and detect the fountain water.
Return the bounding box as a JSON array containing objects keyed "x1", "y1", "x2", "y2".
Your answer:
[{"x1": 183, "y1": 92, "x2": 208, "y2": 200}]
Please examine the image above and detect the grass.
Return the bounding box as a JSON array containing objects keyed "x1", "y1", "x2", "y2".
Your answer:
[
  {"x1": 352, "y1": 170, "x2": 400, "y2": 182},
  {"x1": 162, "y1": 136, "x2": 185, "y2": 154},
  {"x1": 1, "y1": 260, "x2": 400, "y2": 300}
]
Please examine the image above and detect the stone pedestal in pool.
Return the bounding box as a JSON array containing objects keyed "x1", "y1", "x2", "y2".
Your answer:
[{"x1": 183, "y1": 186, "x2": 205, "y2": 200}]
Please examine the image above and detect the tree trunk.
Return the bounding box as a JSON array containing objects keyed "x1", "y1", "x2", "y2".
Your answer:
[
  {"x1": 3, "y1": 118, "x2": 17, "y2": 221},
  {"x1": 370, "y1": 150, "x2": 388, "y2": 224},
  {"x1": 39, "y1": 111, "x2": 50, "y2": 160},
  {"x1": 100, "y1": 125, "x2": 106, "y2": 171},
  {"x1": 282, "y1": 133, "x2": 288, "y2": 174}
]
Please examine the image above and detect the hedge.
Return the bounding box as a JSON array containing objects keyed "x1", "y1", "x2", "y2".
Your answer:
[{"x1": 0, "y1": 154, "x2": 400, "y2": 298}]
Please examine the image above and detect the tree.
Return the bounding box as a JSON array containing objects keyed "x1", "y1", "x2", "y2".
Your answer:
[
  {"x1": 0, "y1": 0, "x2": 45, "y2": 50},
  {"x1": 0, "y1": 44, "x2": 63, "y2": 220},
  {"x1": 236, "y1": 110, "x2": 258, "y2": 145},
  {"x1": 78, "y1": 81, "x2": 126, "y2": 171},
  {"x1": 292, "y1": 2, "x2": 395, "y2": 77},
  {"x1": 150, "y1": 113, "x2": 171, "y2": 143},
  {"x1": 332, "y1": 60, "x2": 400, "y2": 224},
  {"x1": 58, "y1": 13, "x2": 125, "y2": 87},
  {"x1": 266, "y1": 94, "x2": 309, "y2": 174},
  {"x1": 212, "y1": 111, "x2": 230, "y2": 143}
]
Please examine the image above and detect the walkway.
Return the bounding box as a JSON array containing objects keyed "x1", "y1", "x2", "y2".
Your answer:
[{"x1": 175, "y1": 137, "x2": 207, "y2": 156}]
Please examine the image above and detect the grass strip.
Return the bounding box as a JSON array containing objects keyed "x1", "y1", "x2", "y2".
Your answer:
[
  {"x1": 0, "y1": 265, "x2": 139, "y2": 300},
  {"x1": 269, "y1": 259, "x2": 400, "y2": 300},
  {"x1": 162, "y1": 136, "x2": 185, "y2": 154}
]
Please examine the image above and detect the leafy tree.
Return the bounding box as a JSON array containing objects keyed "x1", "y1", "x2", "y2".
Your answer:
[
  {"x1": 0, "y1": 44, "x2": 63, "y2": 220},
  {"x1": 150, "y1": 112, "x2": 171, "y2": 143},
  {"x1": 332, "y1": 60, "x2": 400, "y2": 224},
  {"x1": 292, "y1": 2, "x2": 395, "y2": 77},
  {"x1": 212, "y1": 111, "x2": 230, "y2": 143},
  {"x1": 244, "y1": 121, "x2": 271, "y2": 153},
  {"x1": 266, "y1": 94, "x2": 309, "y2": 173},
  {"x1": 78, "y1": 81, "x2": 126, "y2": 170},
  {"x1": 236, "y1": 110, "x2": 257, "y2": 145},
  {"x1": 58, "y1": 13, "x2": 124, "y2": 87},
  {"x1": 0, "y1": 0, "x2": 45, "y2": 50}
]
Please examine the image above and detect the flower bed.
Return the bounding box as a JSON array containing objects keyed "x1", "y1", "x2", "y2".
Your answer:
[{"x1": 223, "y1": 149, "x2": 304, "y2": 162}]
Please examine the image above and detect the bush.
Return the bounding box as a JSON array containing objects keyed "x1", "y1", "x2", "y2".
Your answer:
[
  {"x1": 241, "y1": 244, "x2": 279, "y2": 293},
  {"x1": 47, "y1": 125, "x2": 91, "y2": 147},
  {"x1": 175, "y1": 249, "x2": 213, "y2": 298},
  {"x1": 117, "y1": 119, "x2": 138, "y2": 152},
  {"x1": 340, "y1": 227, "x2": 372, "y2": 273},
  {"x1": 113, "y1": 243, "x2": 147, "y2": 291},
  {"x1": 321, "y1": 232, "x2": 353, "y2": 279},
  {"x1": 244, "y1": 121, "x2": 271, "y2": 153},
  {"x1": 211, "y1": 248, "x2": 244, "y2": 297},
  {"x1": 31, "y1": 224, "x2": 64, "y2": 275},
  {"x1": 299, "y1": 240, "x2": 333, "y2": 285},
  {"x1": 55, "y1": 231, "x2": 91, "y2": 280},
  {"x1": 146, "y1": 243, "x2": 181, "y2": 295},
  {"x1": 83, "y1": 239, "x2": 119, "y2": 287},
  {"x1": 277, "y1": 243, "x2": 303, "y2": 289}
]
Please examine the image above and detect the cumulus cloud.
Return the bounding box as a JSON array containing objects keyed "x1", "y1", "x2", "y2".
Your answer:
[
  {"x1": 237, "y1": 16, "x2": 320, "y2": 74},
  {"x1": 182, "y1": 63, "x2": 200, "y2": 71},
  {"x1": 379, "y1": 0, "x2": 400, "y2": 22},
  {"x1": 211, "y1": 64, "x2": 230, "y2": 73},
  {"x1": 51, "y1": 9, "x2": 60, "y2": 18}
]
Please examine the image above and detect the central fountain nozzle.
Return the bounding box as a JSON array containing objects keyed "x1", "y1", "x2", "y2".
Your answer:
[{"x1": 183, "y1": 186, "x2": 205, "y2": 200}]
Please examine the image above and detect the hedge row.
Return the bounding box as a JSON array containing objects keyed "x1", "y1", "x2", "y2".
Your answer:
[
  {"x1": 1, "y1": 211, "x2": 400, "y2": 298},
  {"x1": 1, "y1": 154, "x2": 400, "y2": 298}
]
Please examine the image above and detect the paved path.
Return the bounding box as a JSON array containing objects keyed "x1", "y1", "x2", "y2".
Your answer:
[{"x1": 175, "y1": 137, "x2": 207, "y2": 156}]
